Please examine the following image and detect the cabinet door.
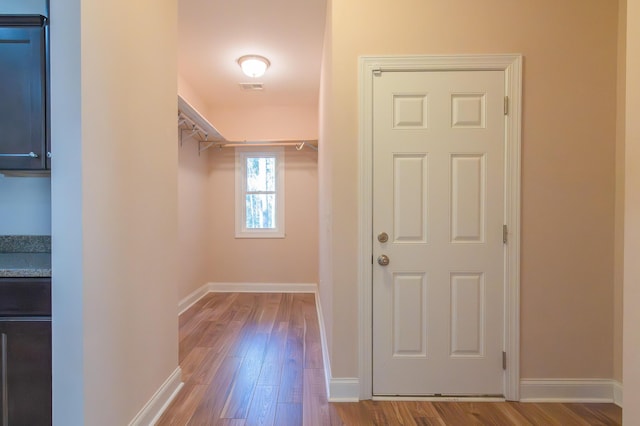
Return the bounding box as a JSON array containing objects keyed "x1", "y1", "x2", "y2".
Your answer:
[
  {"x1": 0, "y1": 17, "x2": 46, "y2": 170},
  {"x1": 0, "y1": 319, "x2": 51, "y2": 426},
  {"x1": 0, "y1": 278, "x2": 51, "y2": 317}
]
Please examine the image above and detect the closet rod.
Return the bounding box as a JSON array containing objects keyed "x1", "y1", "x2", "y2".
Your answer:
[{"x1": 215, "y1": 140, "x2": 318, "y2": 151}]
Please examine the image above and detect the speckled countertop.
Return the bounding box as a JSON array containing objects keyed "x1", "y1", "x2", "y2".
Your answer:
[{"x1": 0, "y1": 236, "x2": 51, "y2": 278}]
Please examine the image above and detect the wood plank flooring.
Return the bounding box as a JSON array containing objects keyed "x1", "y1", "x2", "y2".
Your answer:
[{"x1": 157, "y1": 293, "x2": 622, "y2": 425}]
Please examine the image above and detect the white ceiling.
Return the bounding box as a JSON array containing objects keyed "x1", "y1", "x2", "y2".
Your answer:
[{"x1": 178, "y1": 0, "x2": 327, "y2": 110}]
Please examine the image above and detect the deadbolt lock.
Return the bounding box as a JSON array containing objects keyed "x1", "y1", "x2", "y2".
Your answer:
[{"x1": 377, "y1": 232, "x2": 389, "y2": 243}]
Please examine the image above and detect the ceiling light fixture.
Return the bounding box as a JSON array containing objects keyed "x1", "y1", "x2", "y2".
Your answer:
[{"x1": 237, "y1": 55, "x2": 270, "y2": 78}]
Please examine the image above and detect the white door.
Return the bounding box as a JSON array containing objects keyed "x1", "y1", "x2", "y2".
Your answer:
[{"x1": 372, "y1": 70, "x2": 506, "y2": 396}]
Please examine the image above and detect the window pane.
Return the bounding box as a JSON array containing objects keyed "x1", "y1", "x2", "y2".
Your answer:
[
  {"x1": 246, "y1": 193, "x2": 276, "y2": 229},
  {"x1": 246, "y1": 157, "x2": 275, "y2": 192}
]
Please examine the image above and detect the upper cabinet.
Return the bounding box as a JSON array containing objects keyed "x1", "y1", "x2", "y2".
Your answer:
[{"x1": 0, "y1": 15, "x2": 48, "y2": 170}]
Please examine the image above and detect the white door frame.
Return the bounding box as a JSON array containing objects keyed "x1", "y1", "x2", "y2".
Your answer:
[{"x1": 358, "y1": 54, "x2": 522, "y2": 401}]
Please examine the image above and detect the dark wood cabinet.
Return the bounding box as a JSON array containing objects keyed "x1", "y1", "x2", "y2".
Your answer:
[
  {"x1": 0, "y1": 16, "x2": 48, "y2": 170},
  {"x1": 0, "y1": 319, "x2": 51, "y2": 426},
  {"x1": 0, "y1": 278, "x2": 51, "y2": 317},
  {"x1": 0, "y1": 278, "x2": 51, "y2": 426}
]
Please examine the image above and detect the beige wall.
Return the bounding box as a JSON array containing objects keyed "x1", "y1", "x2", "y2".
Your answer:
[
  {"x1": 178, "y1": 126, "x2": 212, "y2": 299},
  {"x1": 179, "y1": 65, "x2": 319, "y2": 291},
  {"x1": 209, "y1": 105, "x2": 318, "y2": 142},
  {"x1": 176, "y1": 83, "x2": 319, "y2": 293},
  {"x1": 178, "y1": 74, "x2": 211, "y2": 119},
  {"x1": 178, "y1": 87, "x2": 213, "y2": 300},
  {"x1": 51, "y1": 0, "x2": 179, "y2": 424},
  {"x1": 624, "y1": 0, "x2": 640, "y2": 419},
  {"x1": 318, "y1": 0, "x2": 334, "y2": 366},
  {"x1": 207, "y1": 147, "x2": 318, "y2": 284},
  {"x1": 320, "y1": 0, "x2": 618, "y2": 379},
  {"x1": 178, "y1": 73, "x2": 319, "y2": 297},
  {"x1": 614, "y1": 0, "x2": 626, "y2": 384}
]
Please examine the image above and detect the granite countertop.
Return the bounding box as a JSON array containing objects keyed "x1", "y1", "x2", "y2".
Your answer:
[
  {"x1": 0, "y1": 253, "x2": 51, "y2": 277},
  {"x1": 0, "y1": 236, "x2": 51, "y2": 278}
]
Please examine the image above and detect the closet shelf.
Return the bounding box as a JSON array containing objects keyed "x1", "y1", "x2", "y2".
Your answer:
[
  {"x1": 177, "y1": 95, "x2": 318, "y2": 154},
  {"x1": 178, "y1": 96, "x2": 224, "y2": 155}
]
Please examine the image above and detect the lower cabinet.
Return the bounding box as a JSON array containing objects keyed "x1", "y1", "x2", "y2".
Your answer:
[{"x1": 0, "y1": 318, "x2": 51, "y2": 426}]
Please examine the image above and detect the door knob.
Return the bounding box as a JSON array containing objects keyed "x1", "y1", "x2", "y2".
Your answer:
[{"x1": 377, "y1": 255, "x2": 390, "y2": 266}]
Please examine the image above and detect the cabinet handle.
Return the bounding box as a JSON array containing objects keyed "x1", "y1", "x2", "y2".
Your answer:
[
  {"x1": 1, "y1": 333, "x2": 7, "y2": 426},
  {"x1": 0, "y1": 152, "x2": 39, "y2": 158}
]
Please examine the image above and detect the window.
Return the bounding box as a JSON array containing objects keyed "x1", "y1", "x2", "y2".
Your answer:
[{"x1": 235, "y1": 148, "x2": 285, "y2": 238}]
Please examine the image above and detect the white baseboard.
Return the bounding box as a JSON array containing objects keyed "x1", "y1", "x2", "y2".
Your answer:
[
  {"x1": 314, "y1": 289, "x2": 333, "y2": 401},
  {"x1": 613, "y1": 380, "x2": 623, "y2": 407},
  {"x1": 179, "y1": 282, "x2": 317, "y2": 315},
  {"x1": 178, "y1": 284, "x2": 210, "y2": 315},
  {"x1": 329, "y1": 378, "x2": 360, "y2": 402},
  {"x1": 129, "y1": 367, "x2": 183, "y2": 426},
  {"x1": 373, "y1": 396, "x2": 505, "y2": 402},
  {"x1": 520, "y1": 379, "x2": 617, "y2": 403},
  {"x1": 208, "y1": 282, "x2": 317, "y2": 293},
  {"x1": 313, "y1": 286, "x2": 360, "y2": 402}
]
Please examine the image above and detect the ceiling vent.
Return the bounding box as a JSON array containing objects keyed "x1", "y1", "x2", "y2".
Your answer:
[{"x1": 239, "y1": 82, "x2": 264, "y2": 91}]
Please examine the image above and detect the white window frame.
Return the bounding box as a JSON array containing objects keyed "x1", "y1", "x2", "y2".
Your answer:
[{"x1": 235, "y1": 147, "x2": 285, "y2": 238}]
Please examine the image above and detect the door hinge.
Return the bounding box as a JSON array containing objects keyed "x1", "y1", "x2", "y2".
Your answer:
[
  {"x1": 504, "y1": 96, "x2": 509, "y2": 115},
  {"x1": 503, "y1": 224, "x2": 508, "y2": 244},
  {"x1": 502, "y1": 351, "x2": 507, "y2": 370}
]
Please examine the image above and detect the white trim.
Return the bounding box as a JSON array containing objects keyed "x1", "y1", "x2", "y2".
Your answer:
[
  {"x1": 207, "y1": 282, "x2": 317, "y2": 293},
  {"x1": 179, "y1": 283, "x2": 317, "y2": 309},
  {"x1": 178, "y1": 283, "x2": 211, "y2": 315},
  {"x1": 329, "y1": 378, "x2": 361, "y2": 402},
  {"x1": 358, "y1": 54, "x2": 522, "y2": 401},
  {"x1": 314, "y1": 289, "x2": 360, "y2": 402},
  {"x1": 502, "y1": 54, "x2": 523, "y2": 402},
  {"x1": 358, "y1": 55, "x2": 375, "y2": 401},
  {"x1": 314, "y1": 287, "x2": 333, "y2": 401},
  {"x1": 178, "y1": 95, "x2": 224, "y2": 142},
  {"x1": 128, "y1": 367, "x2": 183, "y2": 426},
  {"x1": 613, "y1": 380, "x2": 623, "y2": 407},
  {"x1": 373, "y1": 396, "x2": 505, "y2": 402},
  {"x1": 520, "y1": 379, "x2": 617, "y2": 403},
  {"x1": 235, "y1": 147, "x2": 285, "y2": 239}
]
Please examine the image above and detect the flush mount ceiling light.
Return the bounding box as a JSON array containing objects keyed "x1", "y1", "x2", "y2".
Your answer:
[{"x1": 237, "y1": 55, "x2": 270, "y2": 78}]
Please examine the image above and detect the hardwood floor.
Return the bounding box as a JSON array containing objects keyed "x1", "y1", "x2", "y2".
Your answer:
[{"x1": 157, "y1": 293, "x2": 622, "y2": 425}]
